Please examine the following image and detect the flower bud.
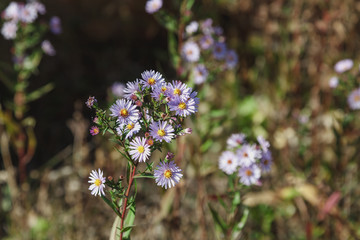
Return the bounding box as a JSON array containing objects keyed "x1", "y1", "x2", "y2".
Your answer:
[
  {"x1": 145, "y1": 132, "x2": 150, "y2": 138},
  {"x1": 147, "y1": 138, "x2": 154, "y2": 146},
  {"x1": 107, "y1": 176, "x2": 113, "y2": 181},
  {"x1": 119, "y1": 175, "x2": 124, "y2": 180},
  {"x1": 135, "y1": 100, "x2": 142, "y2": 107},
  {"x1": 184, "y1": 128, "x2": 192, "y2": 134},
  {"x1": 131, "y1": 94, "x2": 138, "y2": 101},
  {"x1": 165, "y1": 152, "x2": 175, "y2": 160}
]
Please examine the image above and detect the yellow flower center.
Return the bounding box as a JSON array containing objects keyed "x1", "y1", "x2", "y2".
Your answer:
[
  {"x1": 243, "y1": 153, "x2": 248, "y2": 158},
  {"x1": 227, "y1": 159, "x2": 232, "y2": 164},
  {"x1": 137, "y1": 146, "x2": 145, "y2": 153},
  {"x1": 161, "y1": 86, "x2": 167, "y2": 92},
  {"x1": 148, "y1": 78, "x2": 156, "y2": 85},
  {"x1": 127, "y1": 123, "x2": 134, "y2": 130},
  {"x1": 245, "y1": 170, "x2": 253, "y2": 176},
  {"x1": 178, "y1": 102, "x2": 186, "y2": 110},
  {"x1": 164, "y1": 170, "x2": 172, "y2": 178},
  {"x1": 120, "y1": 109, "x2": 128, "y2": 117},
  {"x1": 94, "y1": 179, "x2": 101, "y2": 187},
  {"x1": 173, "y1": 88, "x2": 182, "y2": 95},
  {"x1": 157, "y1": 129, "x2": 166, "y2": 137},
  {"x1": 93, "y1": 128, "x2": 99, "y2": 134},
  {"x1": 187, "y1": 50, "x2": 193, "y2": 55}
]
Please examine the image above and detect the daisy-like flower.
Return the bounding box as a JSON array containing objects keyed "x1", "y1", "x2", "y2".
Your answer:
[
  {"x1": 150, "y1": 82, "x2": 168, "y2": 101},
  {"x1": 140, "y1": 70, "x2": 165, "y2": 88},
  {"x1": 168, "y1": 96, "x2": 198, "y2": 117},
  {"x1": 20, "y1": 3, "x2": 38, "y2": 23},
  {"x1": 167, "y1": 80, "x2": 192, "y2": 100},
  {"x1": 150, "y1": 120, "x2": 175, "y2": 143},
  {"x1": 145, "y1": 0, "x2": 163, "y2": 14},
  {"x1": 85, "y1": 96, "x2": 97, "y2": 108},
  {"x1": 129, "y1": 137, "x2": 151, "y2": 162},
  {"x1": 50, "y1": 16, "x2": 62, "y2": 35},
  {"x1": 1, "y1": 21, "x2": 17, "y2": 40},
  {"x1": 116, "y1": 121, "x2": 141, "y2": 139},
  {"x1": 111, "y1": 82, "x2": 125, "y2": 97},
  {"x1": 200, "y1": 18, "x2": 213, "y2": 35},
  {"x1": 88, "y1": 169, "x2": 106, "y2": 197},
  {"x1": 41, "y1": 40, "x2": 56, "y2": 56},
  {"x1": 329, "y1": 76, "x2": 339, "y2": 88},
  {"x1": 29, "y1": 1, "x2": 46, "y2": 15},
  {"x1": 257, "y1": 136, "x2": 270, "y2": 152},
  {"x1": 218, "y1": 151, "x2": 239, "y2": 175},
  {"x1": 227, "y1": 133, "x2": 246, "y2": 148},
  {"x1": 225, "y1": 50, "x2": 238, "y2": 69},
  {"x1": 154, "y1": 161, "x2": 183, "y2": 189},
  {"x1": 347, "y1": 88, "x2": 360, "y2": 110},
  {"x1": 237, "y1": 144, "x2": 261, "y2": 167},
  {"x1": 192, "y1": 64, "x2": 208, "y2": 85},
  {"x1": 123, "y1": 79, "x2": 141, "y2": 100},
  {"x1": 182, "y1": 41, "x2": 200, "y2": 62},
  {"x1": 185, "y1": 21, "x2": 198, "y2": 35},
  {"x1": 199, "y1": 35, "x2": 214, "y2": 50},
  {"x1": 334, "y1": 59, "x2": 353, "y2": 73},
  {"x1": 213, "y1": 42, "x2": 227, "y2": 60},
  {"x1": 3, "y1": 2, "x2": 20, "y2": 21},
  {"x1": 260, "y1": 151, "x2": 272, "y2": 172},
  {"x1": 109, "y1": 99, "x2": 139, "y2": 124},
  {"x1": 238, "y1": 164, "x2": 261, "y2": 186},
  {"x1": 90, "y1": 126, "x2": 100, "y2": 136}
]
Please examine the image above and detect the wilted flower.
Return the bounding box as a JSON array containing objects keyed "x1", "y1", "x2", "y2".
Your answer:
[
  {"x1": 88, "y1": 169, "x2": 106, "y2": 197},
  {"x1": 145, "y1": 0, "x2": 162, "y2": 14},
  {"x1": 219, "y1": 151, "x2": 238, "y2": 175},
  {"x1": 347, "y1": 88, "x2": 360, "y2": 110},
  {"x1": 238, "y1": 164, "x2": 261, "y2": 186},
  {"x1": 129, "y1": 137, "x2": 151, "y2": 162},
  {"x1": 182, "y1": 41, "x2": 200, "y2": 62},
  {"x1": 154, "y1": 161, "x2": 183, "y2": 189},
  {"x1": 334, "y1": 59, "x2": 353, "y2": 73}
]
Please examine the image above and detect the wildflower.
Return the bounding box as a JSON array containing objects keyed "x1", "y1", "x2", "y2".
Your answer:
[
  {"x1": 168, "y1": 96, "x2": 198, "y2": 117},
  {"x1": 41, "y1": 40, "x2": 56, "y2": 56},
  {"x1": 167, "y1": 80, "x2": 192, "y2": 100},
  {"x1": 218, "y1": 151, "x2": 238, "y2": 175},
  {"x1": 150, "y1": 120, "x2": 175, "y2": 143},
  {"x1": 29, "y1": 1, "x2": 46, "y2": 15},
  {"x1": 329, "y1": 76, "x2": 339, "y2": 88},
  {"x1": 185, "y1": 21, "x2": 198, "y2": 35},
  {"x1": 199, "y1": 35, "x2": 214, "y2": 50},
  {"x1": 154, "y1": 161, "x2": 183, "y2": 189},
  {"x1": 225, "y1": 50, "x2": 238, "y2": 69},
  {"x1": 145, "y1": 0, "x2": 162, "y2": 14},
  {"x1": 85, "y1": 96, "x2": 97, "y2": 108},
  {"x1": 109, "y1": 99, "x2": 139, "y2": 124},
  {"x1": 140, "y1": 70, "x2": 165, "y2": 88},
  {"x1": 88, "y1": 169, "x2": 106, "y2": 197},
  {"x1": 213, "y1": 42, "x2": 227, "y2": 60},
  {"x1": 227, "y1": 133, "x2": 246, "y2": 148},
  {"x1": 3, "y1": 2, "x2": 20, "y2": 21},
  {"x1": 257, "y1": 136, "x2": 270, "y2": 152},
  {"x1": 50, "y1": 16, "x2": 62, "y2": 35},
  {"x1": 20, "y1": 3, "x2": 38, "y2": 23},
  {"x1": 111, "y1": 82, "x2": 125, "y2": 97},
  {"x1": 146, "y1": 138, "x2": 154, "y2": 146},
  {"x1": 90, "y1": 126, "x2": 100, "y2": 136},
  {"x1": 1, "y1": 21, "x2": 17, "y2": 40},
  {"x1": 151, "y1": 83, "x2": 168, "y2": 101},
  {"x1": 334, "y1": 59, "x2": 353, "y2": 73},
  {"x1": 192, "y1": 64, "x2": 208, "y2": 84},
  {"x1": 123, "y1": 79, "x2": 141, "y2": 100},
  {"x1": 116, "y1": 121, "x2": 141, "y2": 139},
  {"x1": 165, "y1": 152, "x2": 175, "y2": 160},
  {"x1": 260, "y1": 151, "x2": 272, "y2": 172},
  {"x1": 237, "y1": 144, "x2": 261, "y2": 167},
  {"x1": 182, "y1": 41, "x2": 200, "y2": 62},
  {"x1": 238, "y1": 164, "x2": 261, "y2": 186},
  {"x1": 129, "y1": 137, "x2": 151, "y2": 162},
  {"x1": 347, "y1": 88, "x2": 360, "y2": 110},
  {"x1": 200, "y1": 18, "x2": 213, "y2": 35}
]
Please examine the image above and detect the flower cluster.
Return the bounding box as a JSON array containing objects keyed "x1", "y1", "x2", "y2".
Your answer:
[
  {"x1": 87, "y1": 70, "x2": 199, "y2": 196},
  {"x1": 219, "y1": 133, "x2": 272, "y2": 186},
  {"x1": 181, "y1": 19, "x2": 239, "y2": 85}
]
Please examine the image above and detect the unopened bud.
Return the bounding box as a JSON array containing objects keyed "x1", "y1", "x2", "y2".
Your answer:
[
  {"x1": 166, "y1": 152, "x2": 175, "y2": 160},
  {"x1": 135, "y1": 100, "x2": 142, "y2": 107},
  {"x1": 107, "y1": 176, "x2": 113, "y2": 181},
  {"x1": 131, "y1": 94, "x2": 138, "y2": 101},
  {"x1": 147, "y1": 138, "x2": 154, "y2": 146},
  {"x1": 145, "y1": 132, "x2": 150, "y2": 138},
  {"x1": 119, "y1": 175, "x2": 124, "y2": 180}
]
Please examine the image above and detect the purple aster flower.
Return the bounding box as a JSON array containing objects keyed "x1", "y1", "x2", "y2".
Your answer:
[
  {"x1": 347, "y1": 88, "x2": 360, "y2": 110},
  {"x1": 329, "y1": 76, "x2": 339, "y2": 88},
  {"x1": 213, "y1": 42, "x2": 227, "y2": 60},
  {"x1": 88, "y1": 169, "x2": 106, "y2": 197},
  {"x1": 41, "y1": 40, "x2": 56, "y2": 56},
  {"x1": 260, "y1": 151, "x2": 272, "y2": 172},
  {"x1": 123, "y1": 79, "x2": 141, "y2": 100},
  {"x1": 257, "y1": 136, "x2": 270, "y2": 152},
  {"x1": 150, "y1": 82, "x2": 168, "y2": 101},
  {"x1": 29, "y1": 1, "x2": 46, "y2": 15},
  {"x1": 3, "y1": 2, "x2": 20, "y2": 21},
  {"x1": 129, "y1": 137, "x2": 151, "y2": 162},
  {"x1": 49, "y1": 16, "x2": 62, "y2": 35},
  {"x1": 116, "y1": 121, "x2": 141, "y2": 139},
  {"x1": 111, "y1": 82, "x2": 125, "y2": 97},
  {"x1": 1, "y1": 21, "x2": 17, "y2": 40},
  {"x1": 237, "y1": 144, "x2": 261, "y2": 167},
  {"x1": 225, "y1": 50, "x2": 238, "y2": 69},
  {"x1": 90, "y1": 126, "x2": 100, "y2": 136},
  {"x1": 154, "y1": 161, "x2": 183, "y2": 189},
  {"x1": 167, "y1": 80, "x2": 192, "y2": 101},
  {"x1": 185, "y1": 21, "x2": 198, "y2": 35},
  {"x1": 145, "y1": 0, "x2": 162, "y2": 14},
  {"x1": 150, "y1": 120, "x2": 175, "y2": 143},
  {"x1": 85, "y1": 96, "x2": 97, "y2": 108},
  {"x1": 140, "y1": 70, "x2": 165, "y2": 89},
  {"x1": 190, "y1": 90, "x2": 200, "y2": 105},
  {"x1": 238, "y1": 164, "x2": 261, "y2": 186},
  {"x1": 20, "y1": 3, "x2": 38, "y2": 23},
  {"x1": 109, "y1": 99, "x2": 139, "y2": 124},
  {"x1": 213, "y1": 26, "x2": 224, "y2": 35},
  {"x1": 200, "y1": 18, "x2": 213, "y2": 35},
  {"x1": 199, "y1": 35, "x2": 214, "y2": 50},
  {"x1": 192, "y1": 64, "x2": 208, "y2": 85},
  {"x1": 218, "y1": 151, "x2": 239, "y2": 175},
  {"x1": 168, "y1": 96, "x2": 198, "y2": 117},
  {"x1": 227, "y1": 133, "x2": 246, "y2": 148},
  {"x1": 334, "y1": 59, "x2": 353, "y2": 73},
  {"x1": 182, "y1": 41, "x2": 200, "y2": 62}
]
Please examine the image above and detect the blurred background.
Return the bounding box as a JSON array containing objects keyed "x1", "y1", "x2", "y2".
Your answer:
[{"x1": 1, "y1": 0, "x2": 360, "y2": 239}]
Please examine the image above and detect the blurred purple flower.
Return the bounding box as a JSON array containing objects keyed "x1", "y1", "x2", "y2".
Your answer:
[
  {"x1": 334, "y1": 59, "x2": 353, "y2": 73},
  {"x1": 347, "y1": 88, "x2": 360, "y2": 110},
  {"x1": 50, "y1": 16, "x2": 62, "y2": 35},
  {"x1": 145, "y1": 0, "x2": 162, "y2": 14},
  {"x1": 41, "y1": 40, "x2": 56, "y2": 56}
]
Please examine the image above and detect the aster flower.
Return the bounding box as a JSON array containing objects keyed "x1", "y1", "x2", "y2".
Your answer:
[
  {"x1": 213, "y1": 42, "x2": 227, "y2": 60},
  {"x1": 111, "y1": 82, "x2": 125, "y2": 97},
  {"x1": 214, "y1": 26, "x2": 224, "y2": 35},
  {"x1": 3, "y1": 2, "x2": 20, "y2": 21},
  {"x1": 185, "y1": 21, "x2": 198, "y2": 35},
  {"x1": 189, "y1": 90, "x2": 200, "y2": 105},
  {"x1": 329, "y1": 76, "x2": 339, "y2": 88},
  {"x1": 200, "y1": 18, "x2": 213, "y2": 35},
  {"x1": 109, "y1": 99, "x2": 139, "y2": 124},
  {"x1": 218, "y1": 151, "x2": 239, "y2": 175},
  {"x1": 192, "y1": 64, "x2": 208, "y2": 85},
  {"x1": 238, "y1": 164, "x2": 261, "y2": 186},
  {"x1": 199, "y1": 35, "x2": 214, "y2": 50},
  {"x1": 145, "y1": 0, "x2": 162, "y2": 14},
  {"x1": 154, "y1": 161, "x2": 183, "y2": 189},
  {"x1": 260, "y1": 151, "x2": 272, "y2": 172},
  {"x1": 168, "y1": 96, "x2": 198, "y2": 117},
  {"x1": 347, "y1": 88, "x2": 360, "y2": 110},
  {"x1": 1, "y1": 21, "x2": 17, "y2": 40},
  {"x1": 150, "y1": 121, "x2": 175, "y2": 143},
  {"x1": 140, "y1": 70, "x2": 165, "y2": 88},
  {"x1": 227, "y1": 133, "x2": 246, "y2": 148},
  {"x1": 129, "y1": 137, "x2": 151, "y2": 162},
  {"x1": 41, "y1": 40, "x2": 56, "y2": 56},
  {"x1": 20, "y1": 3, "x2": 38, "y2": 23},
  {"x1": 88, "y1": 169, "x2": 106, "y2": 197},
  {"x1": 167, "y1": 80, "x2": 192, "y2": 100},
  {"x1": 50, "y1": 16, "x2": 62, "y2": 35},
  {"x1": 123, "y1": 79, "x2": 141, "y2": 100},
  {"x1": 182, "y1": 41, "x2": 200, "y2": 62},
  {"x1": 150, "y1": 82, "x2": 168, "y2": 101},
  {"x1": 237, "y1": 144, "x2": 261, "y2": 167},
  {"x1": 257, "y1": 136, "x2": 270, "y2": 152},
  {"x1": 116, "y1": 121, "x2": 141, "y2": 139},
  {"x1": 90, "y1": 126, "x2": 100, "y2": 136},
  {"x1": 334, "y1": 59, "x2": 353, "y2": 73},
  {"x1": 29, "y1": 1, "x2": 46, "y2": 15},
  {"x1": 85, "y1": 96, "x2": 97, "y2": 108},
  {"x1": 225, "y1": 50, "x2": 238, "y2": 69}
]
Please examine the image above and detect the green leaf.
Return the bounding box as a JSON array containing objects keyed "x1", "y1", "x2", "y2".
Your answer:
[
  {"x1": 122, "y1": 201, "x2": 136, "y2": 239},
  {"x1": 200, "y1": 139, "x2": 213, "y2": 153},
  {"x1": 26, "y1": 82, "x2": 55, "y2": 102},
  {"x1": 208, "y1": 204, "x2": 228, "y2": 235},
  {"x1": 154, "y1": 10, "x2": 178, "y2": 32},
  {"x1": 232, "y1": 208, "x2": 249, "y2": 238},
  {"x1": 101, "y1": 196, "x2": 121, "y2": 217},
  {"x1": 186, "y1": 0, "x2": 195, "y2": 10},
  {"x1": 134, "y1": 172, "x2": 154, "y2": 179},
  {"x1": 231, "y1": 191, "x2": 241, "y2": 212}
]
